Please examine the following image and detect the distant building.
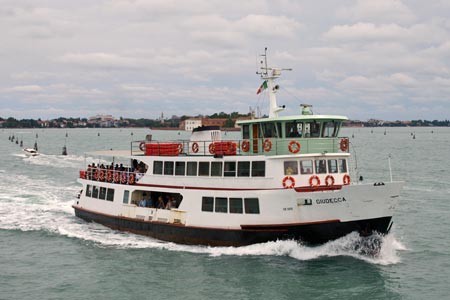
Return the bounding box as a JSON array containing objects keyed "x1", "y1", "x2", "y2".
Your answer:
[
  {"x1": 88, "y1": 115, "x2": 117, "y2": 127},
  {"x1": 180, "y1": 118, "x2": 202, "y2": 131}
]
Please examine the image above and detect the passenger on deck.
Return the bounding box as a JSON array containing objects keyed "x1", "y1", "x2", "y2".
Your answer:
[
  {"x1": 157, "y1": 196, "x2": 165, "y2": 209},
  {"x1": 147, "y1": 196, "x2": 154, "y2": 208},
  {"x1": 139, "y1": 198, "x2": 147, "y2": 207}
]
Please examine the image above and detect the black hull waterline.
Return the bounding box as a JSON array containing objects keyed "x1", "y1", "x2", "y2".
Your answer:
[{"x1": 74, "y1": 206, "x2": 392, "y2": 247}]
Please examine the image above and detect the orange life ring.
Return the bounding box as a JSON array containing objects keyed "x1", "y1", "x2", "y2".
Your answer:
[
  {"x1": 99, "y1": 170, "x2": 105, "y2": 181},
  {"x1": 343, "y1": 174, "x2": 351, "y2": 185},
  {"x1": 107, "y1": 170, "x2": 113, "y2": 182},
  {"x1": 93, "y1": 170, "x2": 99, "y2": 181},
  {"x1": 209, "y1": 143, "x2": 215, "y2": 154},
  {"x1": 340, "y1": 138, "x2": 349, "y2": 152},
  {"x1": 309, "y1": 175, "x2": 320, "y2": 187},
  {"x1": 288, "y1": 140, "x2": 301, "y2": 154},
  {"x1": 192, "y1": 142, "x2": 199, "y2": 153},
  {"x1": 139, "y1": 141, "x2": 146, "y2": 151},
  {"x1": 128, "y1": 173, "x2": 135, "y2": 185},
  {"x1": 177, "y1": 143, "x2": 183, "y2": 154},
  {"x1": 121, "y1": 172, "x2": 127, "y2": 184},
  {"x1": 282, "y1": 176, "x2": 295, "y2": 189},
  {"x1": 241, "y1": 140, "x2": 249, "y2": 152},
  {"x1": 325, "y1": 175, "x2": 335, "y2": 186},
  {"x1": 263, "y1": 139, "x2": 272, "y2": 152},
  {"x1": 113, "y1": 172, "x2": 120, "y2": 183}
]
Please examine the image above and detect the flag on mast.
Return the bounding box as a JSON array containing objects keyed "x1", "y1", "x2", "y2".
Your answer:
[{"x1": 256, "y1": 80, "x2": 268, "y2": 94}]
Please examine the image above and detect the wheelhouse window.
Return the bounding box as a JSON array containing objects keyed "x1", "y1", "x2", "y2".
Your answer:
[
  {"x1": 251, "y1": 161, "x2": 265, "y2": 177},
  {"x1": 244, "y1": 198, "x2": 260, "y2": 214},
  {"x1": 300, "y1": 160, "x2": 313, "y2": 174},
  {"x1": 238, "y1": 161, "x2": 250, "y2": 177},
  {"x1": 284, "y1": 161, "x2": 298, "y2": 175},
  {"x1": 285, "y1": 122, "x2": 302, "y2": 138},
  {"x1": 229, "y1": 198, "x2": 243, "y2": 214},
  {"x1": 199, "y1": 162, "x2": 209, "y2": 176},
  {"x1": 175, "y1": 161, "x2": 185, "y2": 176},
  {"x1": 164, "y1": 161, "x2": 174, "y2": 175},
  {"x1": 242, "y1": 125, "x2": 250, "y2": 139},
  {"x1": 305, "y1": 122, "x2": 321, "y2": 138},
  {"x1": 215, "y1": 197, "x2": 228, "y2": 213},
  {"x1": 315, "y1": 159, "x2": 327, "y2": 174},
  {"x1": 322, "y1": 121, "x2": 338, "y2": 138},
  {"x1": 211, "y1": 162, "x2": 222, "y2": 177},
  {"x1": 153, "y1": 161, "x2": 163, "y2": 175},
  {"x1": 201, "y1": 196, "x2": 214, "y2": 212},
  {"x1": 328, "y1": 159, "x2": 338, "y2": 173},
  {"x1": 186, "y1": 161, "x2": 197, "y2": 176},
  {"x1": 224, "y1": 162, "x2": 236, "y2": 177},
  {"x1": 339, "y1": 159, "x2": 347, "y2": 173}
]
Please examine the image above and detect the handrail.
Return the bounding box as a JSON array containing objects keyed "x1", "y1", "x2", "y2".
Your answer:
[{"x1": 80, "y1": 167, "x2": 144, "y2": 185}]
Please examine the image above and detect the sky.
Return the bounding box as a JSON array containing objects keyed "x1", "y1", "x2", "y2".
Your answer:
[{"x1": 1, "y1": 0, "x2": 450, "y2": 121}]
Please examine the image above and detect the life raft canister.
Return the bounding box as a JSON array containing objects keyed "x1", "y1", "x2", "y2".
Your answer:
[
  {"x1": 263, "y1": 139, "x2": 272, "y2": 152},
  {"x1": 309, "y1": 175, "x2": 320, "y2": 187},
  {"x1": 288, "y1": 140, "x2": 301, "y2": 154},
  {"x1": 282, "y1": 176, "x2": 295, "y2": 189}
]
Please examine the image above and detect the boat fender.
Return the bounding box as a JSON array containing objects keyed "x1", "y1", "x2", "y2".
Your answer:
[
  {"x1": 192, "y1": 142, "x2": 199, "y2": 153},
  {"x1": 343, "y1": 174, "x2": 350, "y2": 185},
  {"x1": 340, "y1": 138, "x2": 349, "y2": 152},
  {"x1": 241, "y1": 140, "x2": 250, "y2": 152},
  {"x1": 263, "y1": 139, "x2": 272, "y2": 152},
  {"x1": 309, "y1": 175, "x2": 320, "y2": 187},
  {"x1": 325, "y1": 175, "x2": 335, "y2": 186},
  {"x1": 288, "y1": 140, "x2": 301, "y2": 154},
  {"x1": 139, "y1": 141, "x2": 146, "y2": 152},
  {"x1": 282, "y1": 176, "x2": 295, "y2": 189}
]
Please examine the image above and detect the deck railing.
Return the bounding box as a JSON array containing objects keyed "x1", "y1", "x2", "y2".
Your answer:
[{"x1": 79, "y1": 168, "x2": 144, "y2": 185}]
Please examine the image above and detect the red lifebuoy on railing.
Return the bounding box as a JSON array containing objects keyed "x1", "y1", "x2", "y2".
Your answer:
[
  {"x1": 343, "y1": 174, "x2": 351, "y2": 185},
  {"x1": 241, "y1": 140, "x2": 249, "y2": 152},
  {"x1": 177, "y1": 143, "x2": 183, "y2": 154},
  {"x1": 209, "y1": 143, "x2": 215, "y2": 154},
  {"x1": 325, "y1": 175, "x2": 335, "y2": 186},
  {"x1": 107, "y1": 170, "x2": 113, "y2": 182},
  {"x1": 93, "y1": 170, "x2": 99, "y2": 181},
  {"x1": 192, "y1": 142, "x2": 199, "y2": 153},
  {"x1": 340, "y1": 138, "x2": 349, "y2": 152},
  {"x1": 282, "y1": 176, "x2": 295, "y2": 189},
  {"x1": 121, "y1": 172, "x2": 127, "y2": 184},
  {"x1": 99, "y1": 170, "x2": 105, "y2": 181},
  {"x1": 139, "y1": 141, "x2": 146, "y2": 151},
  {"x1": 113, "y1": 172, "x2": 120, "y2": 183},
  {"x1": 309, "y1": 175, "x2": 320, "y2": 187},
  {"x1": 128, "y1": 173, "x2": 135, "y2": 185},
  {"x1": 263, "y1": 139, "x2": 272, "y2": 152},
  {"x1": 288, "y1": 140, "x2": 301, "y2": 154}
]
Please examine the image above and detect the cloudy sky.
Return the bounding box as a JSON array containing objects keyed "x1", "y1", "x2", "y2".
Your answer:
[{"x1": 1, "y1": 0, "x2": 450, "y2": 120}]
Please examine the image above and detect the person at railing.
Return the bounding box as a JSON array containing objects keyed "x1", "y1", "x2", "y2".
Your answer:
[
  {"x1": 157, "y1": 196, "x2": 165, "y2": 209},
  {"x1": 139, "y1": 197, "x2": 147, "y2": 207}
]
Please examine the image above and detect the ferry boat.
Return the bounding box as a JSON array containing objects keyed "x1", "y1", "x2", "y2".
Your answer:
[{"x1": 73, "y1": 51, "x2": 403, "y2": 246}]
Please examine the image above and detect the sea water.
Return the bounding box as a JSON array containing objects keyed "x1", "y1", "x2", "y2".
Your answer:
[{"x1": 0, "y1": 127, "x2": 449, "y2": 300}]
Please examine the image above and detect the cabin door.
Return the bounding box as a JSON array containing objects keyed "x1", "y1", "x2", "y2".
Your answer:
[{"x1": 252, "y1": 124, "x2": 259, "y2": 153}]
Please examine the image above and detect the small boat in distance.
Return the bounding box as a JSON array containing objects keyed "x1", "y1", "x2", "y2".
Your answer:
[
  {"x1": 23, "y1": 148, "x2": 39, "y2": 157},
  {"x1": 73, "y1": 49, "x2": 403, "y2": 247}
]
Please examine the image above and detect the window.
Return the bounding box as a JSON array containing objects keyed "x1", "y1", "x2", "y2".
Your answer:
[
  {"x1": 164, "y1": 161, "x2": 174, "y2": 175},
  {"x1": 215, "y1": 197, "x2": 228, "y2": 213},
  {"x1": 106, "y1": 188, "x2": 115, "y2": 201},
  {"x1": 243, "y1": 125, "x2": 250, "y2": 139},
  {"x1": 285, "y1": 122, "x2": 302, "y2": 138},
  {"x1": 251, "y1": 161, "x2": 265, "y2": 177},
  {"x1": 186, "y1": 162, "x2": 197, "y2": 176},
  {"x1": 175, "y1": 161, "x2": 185, "y2": 176},
  {"x1": 92, "y1": 186, "x2": 99, "y2": 198},
  {"x1": 244, "y1": 198, "x2": 260, "y2": 214},
  {"x1": 99, "y1": 187, "x2": 107, "y2": 200},
  {"x1": 315, "y1": 160, "x2": 327, "y2": 174},
  {"x1": 202, "y1": 196, "x2": 214, "y2": 212},
  {"x1": 300, "y1": 160, "x2": 313, "y2": 174},
  {"x1": 339, "y1": 159, "x2": 347, "y2": 173},
  {"x1": 305, "y1": 122, "x2": 320, "y2": 138},
  {"x1": 284, "y1": 161, "x2": 298, "y2": 175},
  {"x1": 86, "y1": 185, "x2": 92, "y2": 197},
  {"x1": 322, "y1": 122, "x2": 338, "y2": 137},
  {"x1": 238, "y1": 161, "x2": 250, "y2": 177},
  {"x1": 261, "y1": 122, "x2": 280, "y2": 138},
  {"x1": 153, "y1": 161, "x2": 163, "y2": 175},
  {"x1": 224, "y1": 162, "x2": 236, "y2": 177},
  {"x1": 211, "y1": 162, "x2": 222, "y2": 177},
  {"x1": 199, "y1": 162, "x2": 209, "y2": 176},
  {"x1": 229, "y1": 198, "x2": 243, "y2": 214},
  {"x1": 328, "y1": 159, "x2": 338, "y2": 173},
  {"x1": 123, "y1": 190, "x2": 129, "y2": 204}
]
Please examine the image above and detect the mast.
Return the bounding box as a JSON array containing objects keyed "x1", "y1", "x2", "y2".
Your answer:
[{"x1": 256, "y1": 48, "x2": 292, "y2": 118}]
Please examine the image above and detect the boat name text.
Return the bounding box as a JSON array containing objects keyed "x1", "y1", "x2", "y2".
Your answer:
[{"x1": 316, "y1": 197, "x2": 347, "y2": 204}]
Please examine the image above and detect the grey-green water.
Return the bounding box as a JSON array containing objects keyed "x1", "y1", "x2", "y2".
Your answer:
[{"x1": 1, "y1": 127, "x2": 449, "y2": 300}]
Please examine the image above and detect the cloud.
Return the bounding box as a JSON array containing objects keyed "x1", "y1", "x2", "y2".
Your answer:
[{"x1": 3, "y1": 85, "x2": 43, "y2": 93}]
